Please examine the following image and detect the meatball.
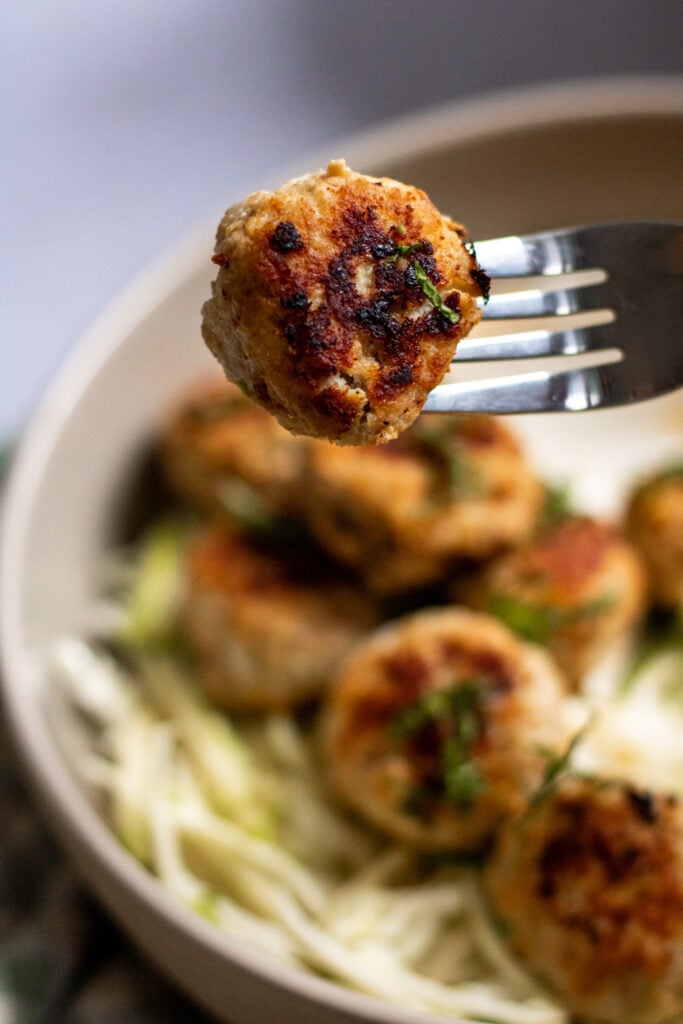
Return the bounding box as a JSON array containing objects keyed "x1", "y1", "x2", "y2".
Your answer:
[
  {"x1": 484, "y1": 775, "x2": 683, "y2": 1024},
  {"x1": 302, "y1": 413, "x2": 543, "y2": 594},
  {"x1": 160, "y1": 374, "x2": 307, "y2": 521},
  {"x1": 468, "y1": 516, "x2": 646, "y2": 686},
  {"x1": 181, "y1": 524, "x2": 378, "y2": 711},
  {"x1": 201, "y1": 159, "x2": 487, "y2": 445},
  {"x1": 625, "y1": 462, "x2": 683, "y2": 612},
  {"x1": 320, "y1": 607, "x2": 571, "y2": 852}
]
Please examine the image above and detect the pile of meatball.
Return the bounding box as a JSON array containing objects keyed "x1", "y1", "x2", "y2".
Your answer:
[{"x1": 159, "y1": 374, "x2": 683, "y2": 1024}]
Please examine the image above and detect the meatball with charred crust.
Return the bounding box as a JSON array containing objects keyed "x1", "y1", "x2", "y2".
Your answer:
[
  {"x1": 201, "y1": 160, "x2": 487, "y2": 445},
  {"x1": 625, "y1": 462, "x2": 683, "y2": 613},
  {"x1": 303, "y1": 413, "x2": 543, "y2": 594},
  {"x1": 181, "y1": 524, "x2": 378, "y2": 712},
  {"x1": 160, "y1": 375, "x2": 308, "y2": 521},
  {"x1": 485, "y1": 775, "x2": 683, "y2": 1024},
  {"x1": 320, "y1": 607, "x2": 571, "y2": 852},
  {"x1": 467, "y1": 516, "x2": 647, "y2": 687}
]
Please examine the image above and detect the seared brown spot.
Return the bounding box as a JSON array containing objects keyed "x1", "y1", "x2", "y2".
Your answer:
[
  {"x1": 372, "y1": 363, "x2": 414, "y2": 399},
  {"x1": 520, "y1": 518, "x2": 616, "y2": 592},
  {"x1": 269, "y1": 221, "x2": 305, "y2": 253},
  {"x1": 535, "y1": 784, "x2": 683, "y2": 981},
  {"x1": 382, "y1": 649, "x2": 432, "y2": 692},
  {"x1": 189, "y1": 526, "x2": 347, "y2": 597},
  {"x1": 338, "y1": 647, "x2": 433, "y2": 754},
  {"x1": 272, "y1": 201, "x2": 465, "y2": 407},
  {"x1": 283, "y1": 307, "x2": 350, "y2": 383},
  {"x1": 470, "y1": 262, "x2": 491, "y2": 301},
  {"x1": 626, "y1": 786, "x2": 658, "y2": 824},
  {"x1": 436, "y1": 640, "x2": 515, "y2": 692},
  {"x1": 310, "y1": 385, "x2": 360, "y2": 435},
  {"x1": 281, "y1": 289, "x2": 310, "y2": 309}
]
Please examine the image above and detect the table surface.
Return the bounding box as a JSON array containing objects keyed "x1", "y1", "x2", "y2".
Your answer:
[{"x1": 2, "y1": 3, "x2": 682, "y2": 1020}]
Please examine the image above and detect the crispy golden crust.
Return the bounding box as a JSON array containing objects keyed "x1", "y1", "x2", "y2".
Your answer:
[
  {"x1": 320, "y1": 607, "x2": 570, "y2": 851},
  {"x1": 181, "y1": 525, "x2": 377, "y2": 711},
  {"x1": 485, "y1": 776, "x2": 683, "y2": 1024},
  {"x1": 302, "y1": 414, "x2": 543, "y2": 593},
  {"x1": 625, "y1": 465, "x2": 683, "y2": 611},
  {"x1": 201, "y1": 160, "x2": 486, "y2": 445},
  {"x1": 465, "y1": 516, "x2": 647, "y2": 687},
  {"x1": 160, "y1": 374, "x2": 308, "y2": 517}
]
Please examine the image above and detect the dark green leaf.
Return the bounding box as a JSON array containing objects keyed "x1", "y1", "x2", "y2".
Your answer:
[
  {"x1": 392, "y1": 678, "x2": 489, "y2": 811},
  {"x1": 539, "y1": 480, "x2": 574, "y2": 529},
  {"x1": 489, "y1": 592, "x2": 617, "y2": 647},
  {"x1": 413, "y1": 261, "x2": 461, "y2": 324}
]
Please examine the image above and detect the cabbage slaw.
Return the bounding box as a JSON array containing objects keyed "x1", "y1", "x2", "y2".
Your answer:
[{"x1": 47, "y1": 519, "x2": 683, "y2": 1024}]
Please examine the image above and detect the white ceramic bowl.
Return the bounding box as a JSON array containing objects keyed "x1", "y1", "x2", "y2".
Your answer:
[{"x1": 2, "y1": 77, "x2": 683, "y2": 1024}]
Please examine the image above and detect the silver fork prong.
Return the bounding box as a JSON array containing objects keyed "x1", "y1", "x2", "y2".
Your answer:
[
  {"x1": 424, "y1": 363, "x2": 630, "y2": 415},
  {"x1": 430, "y1": 221, "x2": 683, "y2": 413},
  {"x1": 427, "y1": 354, "x2": 682, "y2": 415},
  {"x1": 453, "y1": 322, "x2": 620, "y2": 362},
  {"x1": 480, "y1": 280, "x2": 610, "y2": 320},
  {"x1": 474, "y1": 227, "x2": 587, "y2": 278}
]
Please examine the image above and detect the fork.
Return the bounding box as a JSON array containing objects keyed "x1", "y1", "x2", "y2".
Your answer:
[{"x1": 425, "y1": 220, "x2": 683, "y2": 414}]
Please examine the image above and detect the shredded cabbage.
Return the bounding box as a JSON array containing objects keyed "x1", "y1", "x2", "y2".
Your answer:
[
  {"x1": 49, "y1": 522, "x2": 682, "y2": 1024},
  {"x1": 51, "y1": 632, "x2": 567, "y2": 1024}
]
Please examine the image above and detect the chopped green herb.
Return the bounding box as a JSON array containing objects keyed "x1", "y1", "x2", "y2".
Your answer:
[
  {"x1": 411, "y1": 423, "x2": 484, "y2": 500},
  {"x1": 530, "y1": 724, "x2": 592, "y2": 807},
  {"x1": 381, "y1": 233, "x2": 461, "y2": 322},
  {"x1": 443, "y1": 750, "x2": 484, "y2": 807},
  {"x1": 413, "y1": 261, "x2": 461, "y2": 324},
  {"x1": 621, "y1": 609, "x2": 683, "y2": 695},
  {"x1": 389, "y1": 241, "x2": 422, "y2": 261},
  {"x1": 659, "y1": 461, "x2": 683, "y2": 481},
  {"x1": 644, "y1": 461, "x2": 683, "y2": 487},
  {"x1": 392, "y1": 679, "x2": 489, "y2": 810},
  {"x1": 489, "y1": 592, "x2": 617, "y2": 647},
  {"x1": 539, "y1": 726, "x2": 588, "y2": 789},
  {"x1": 539, "y1": 480, "x2": 574, "y2": 529},
  {"x1": 219, "y1": 484, "x2": 309, "y2": 550}
]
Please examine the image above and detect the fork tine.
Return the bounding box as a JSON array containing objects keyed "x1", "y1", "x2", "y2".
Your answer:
[
  {"x1": 453, "y1": 322, "x2": 620, "y2": 362},
  {"x1": 424, "y1": 358, "x2": 678, "y2": 415},
  {"x1": 480, "y1": 280, "x2": 610, "y2": 320},
  {"x1": 474, "y1": 223, "x2": 627, "y2": 278},
  {"x1": 474, "y1": 227, "x2": 586, "y2": 278},
  {"x1": 475, "y1": 221, "x2": 683, "y2": 279},
  {"x1": 436, "y1": 221, "x2": 683, "y2": 413}
]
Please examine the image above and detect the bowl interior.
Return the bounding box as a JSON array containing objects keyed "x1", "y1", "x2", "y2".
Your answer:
[
  {"x1": 2, "y1": 79, "x2": 683, "y2": 1024},
  {"x1": 14, "y1": 95, "x2": 683, "y2": 648},
  {"x1": 371, "y1": 113, "x2": 683, "y2": 237}
]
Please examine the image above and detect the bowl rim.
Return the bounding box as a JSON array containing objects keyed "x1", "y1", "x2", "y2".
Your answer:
[{"x1": 2, "y1": 73, "x2": 683, "y2": 1024}]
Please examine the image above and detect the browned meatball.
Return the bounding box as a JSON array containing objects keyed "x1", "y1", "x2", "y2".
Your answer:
[
  {"x1": 485, "y1": 775, "x2": 683, "y2": 1024},
  {"x1": 320, "y1": 607, "x2": 571, "y2": 852},
  {"x1": 625, "y1": 462, "x2": 683, "y2": 613},
  {"x1": 181, "y1": 524, "x2": 378, "y2": 711},
  {"x1": 302, "y1": 413, "x2": 543, "y2": 594},
  {"x1": 468, "y1": 516, "x2": 647, "y2": 686},
  {"x1": 201, "y1": 160, "x2": 486, "y2": 445},
  {"x1": 160, "y1": 374, "x2": 307, "y2": 521}
]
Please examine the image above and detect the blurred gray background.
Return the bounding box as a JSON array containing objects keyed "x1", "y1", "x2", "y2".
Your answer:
[{"x1": 3, "y1": 0, "x2": 682, "y2": 439}]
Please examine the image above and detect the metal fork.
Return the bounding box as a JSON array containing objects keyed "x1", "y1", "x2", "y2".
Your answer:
[{"x1": 425, "y1": 221, "x2": 683, "y2": 414}]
